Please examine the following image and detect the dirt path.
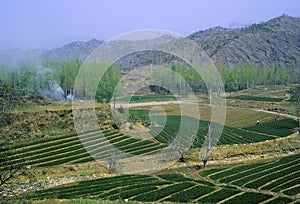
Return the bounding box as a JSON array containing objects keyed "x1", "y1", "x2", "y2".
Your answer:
[{"x1": 256, "y1": 109, "x2": 298, "y2": 120}]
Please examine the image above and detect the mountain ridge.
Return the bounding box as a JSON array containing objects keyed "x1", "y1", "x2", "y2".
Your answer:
[
  {"x1": 188, "y1": 15, "x2": 300, "y2": 66},
  {"x1": 1, "y1": 15, "x2": 299, "y2": 67}
]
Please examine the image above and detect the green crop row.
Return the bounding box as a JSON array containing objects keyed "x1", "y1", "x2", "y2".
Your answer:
[
  {"x1": 4, "y1": 141, "x2": 79, "y2": 167},
  {"x1": 222, "y1": 155, "x2": 300, "y2": 183},
  {"x1": 157, "y1": 174, "x2": 215, "y2": 187},
  {"x1": 26, "y1": 171, "x2": 300, "y2": 203},
  {"x1": 199, "y1": 167, "x2": 227, "y2": 177},
  {"x1": 4, "y1": 126, "x2": 170, "y2": 167},
  {"x1": 282, "y1": 185, "x2": 300, "y2": 196},
  {"x1": 199, "y1": 188, "x2": 241, "y2": 203},
  {"x1": 11, "y1": 133, "x2": 79, "y2": 150},
  {"x1": 200, "y1": 154, "x2": 300, "y2": 198},
  {"x1": 223, "y1": 192, "x2": 272, "y2": 204},
  {"x1": 118, "y1": 142, "x2": 157, "y2": 153},
  {"x1": 99, "y1": 180, "x2": 169, "y2": 199},
  {"x1": 31, "y1": 175, "x2": 153, "y2": 199},
  {"x1": 244, "y1": 164, "x2": 300, "y2": 189},
  {"x1": 108, "y1": 185, "x2": 158, "y2": 201},
  {"x1": 116, "y1": 139, "x2": 153, "y2": 150},
  {"x1": 163, "y1": 185, "x2": 214, "y2": 203},
  {"x1": 13, "y1": 130, "x2": 103, "y2": 157},
  {"x1": 218, "y1": 162, "x2": 278, "y2": 183},
  {"x1": 11, "y1": 128, "x2": 106, "y2": 150},
  {"x1": 272, "y1": 177, "x2": 300, "y2": 193},
  {"x1": 243, "y1": 118, "x2": 297, "y2": 137},
  {"x1": 153, "y1": 118, "x2": 285, "y2": 147},
  {"x1": 132, "y1": 112, "x2": 296, "y2": 147},
  {"x1": 231, "y1": 159, "x2": 300, "y2": 186},
  {"x1": 261, "y1": 170, "x2": 300, "y2": 190},
  {"x1": 133, "y1": 182, "x2": 195, "y2": 202},
  {"x1": 37, "y1": 151, "x2": 90, "y2": 167},
  {"x1": 210, "y1": 161, "x2": 268, "y2": 181},
  {"x1": 263, "y1": 196, "x2": 293, "y2": 204}
]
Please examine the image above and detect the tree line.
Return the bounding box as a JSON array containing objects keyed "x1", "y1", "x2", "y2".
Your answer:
[
  {"x1": 219, "y1": 62, "x2": 300, "y2": 92},
  {"x1": 154, "y1": 62, "x2": 300, "y2": 93},
  {"x1": 0, "y1": 60, "x2": 121, "y2": 102},
  {"x1": 0, "y1": 60, "x2": 299, "y2": 102}
]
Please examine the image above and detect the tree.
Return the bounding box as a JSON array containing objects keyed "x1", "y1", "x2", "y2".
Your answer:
[
  {"x1": 96, "y1": 64, "x2": 121, "y2": 103},
  {"x1": 172, "y1": 130, "x2": 194, "y2": 163},
  {"x1": 0, "y1": 147, "x2": 25, "y2": 188},
  {"x1": 173, "y1": 139, "x2": 189, "y2": 162},
  {"x1": 108, "y1": 150, "x2": 120, "y2": 173},
  {"x1": 200, "y1": 125, "x2": 212, "y2": 168},
  {"x1": 224, "y1": 72, "x2": 238, "y2": 92}
]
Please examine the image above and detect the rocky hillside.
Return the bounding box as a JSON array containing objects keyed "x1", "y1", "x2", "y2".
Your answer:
[
  {"x1": 1, "y1": 15, "x2": 299, "y2": 67},
  {"x1": 189, "y1": 15, "x2": 300, "y2": 66}
]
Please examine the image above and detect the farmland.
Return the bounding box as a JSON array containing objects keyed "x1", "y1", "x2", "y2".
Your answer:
[
  {"x1": 1, "y1": 87, "x2": 300, "y2": 203},
  {"x1": 22, "y1": 154, "x2": 299, "y2": 203},
  {"x1": 1, "y1": 109, "x2": 297, "y2": 170}
]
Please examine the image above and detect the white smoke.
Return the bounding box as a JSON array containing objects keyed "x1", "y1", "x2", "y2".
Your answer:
[{"x1": 41, "y1": 80, "x2": 65, "y2": 100}]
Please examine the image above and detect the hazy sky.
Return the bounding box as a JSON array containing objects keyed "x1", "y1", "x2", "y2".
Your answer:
[{"x1": 1, "y1": 0, "x2": 299, "y2": 49}]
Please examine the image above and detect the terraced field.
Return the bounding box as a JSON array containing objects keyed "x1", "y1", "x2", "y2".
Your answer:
[
  {"x1": 2, "y1": 127, "x2": 167, "y2": 168},
  {"x1": 148, "y1": 114, "x2": 297, "y2": 147},
  {"x1": 25, "y1": 154, "x2": 299, "y2": 203},
  {"x1": 200, "y1": 153, "x2": 300, "y2": 198},
  {"x1": 2, "y1": 112, "x2": 297, "y2": 169},
  {"x1": 2, "y1": 105, "x2": 298, "y2": 203}
]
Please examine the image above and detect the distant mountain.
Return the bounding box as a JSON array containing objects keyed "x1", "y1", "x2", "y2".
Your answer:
[
  {"x1": 1, "y1": 15, "x2": 299, "y2": 67},
  {"x1": 189, "y1": 15, "x2": 300, "y2": 66},
  {"x1": 43, "y1": 39, "x2": 103, "y2": 62}
]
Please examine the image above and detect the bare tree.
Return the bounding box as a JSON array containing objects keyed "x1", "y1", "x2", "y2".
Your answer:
[
  {"x1": 200, "y1": 125, "x2": 212, "y2": 168},
  {"x1": 0, "y1": 149, "x2": 23, "y2": 189},
  {"x1": 108, "y1": 150, "x2": 120, "y2": 173},
  {"x1": 172, "y1": 133, "x2": 194, "y2": 163},
  {"x1": 0, "y1": 146, "x2": 37, "y2": 200}
]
